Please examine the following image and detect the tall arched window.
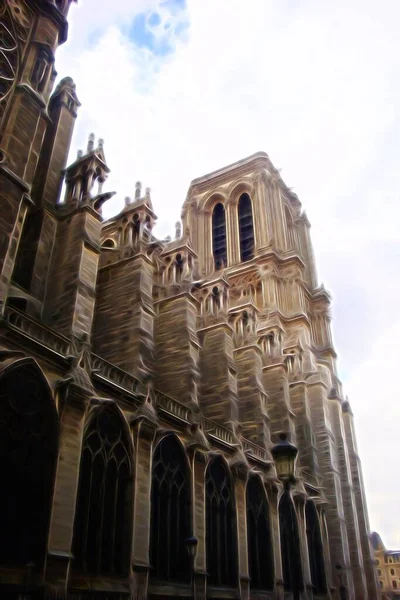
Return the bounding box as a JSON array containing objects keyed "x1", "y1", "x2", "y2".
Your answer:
[
  {"x1": 212, "y1": 203, "x2": 227, "y2": 269},
  {"x1": 246, "y1": 477, "x2": 274, "y2": 590},
  {"x1": 0, "y1": 361, "x2": 58, "y2": 567},
  {"x1": 279, "y1": 491, "x2": 303, "y2": 594},
  {"x1": 306, "y1": 501, "x2": 327, "y2": 594},
  {"x1": 206, "y1": 457, "x2": 238, "y2": 587},
  {"x1": 238, "y1": 193, "x2": 254, "y2": 262},
  {"x1": 73, "y1": 405, "x2": 133, "y2": 576},
  {"x1": 150, "y1": 435, "x2": 190, "y2": 582}
]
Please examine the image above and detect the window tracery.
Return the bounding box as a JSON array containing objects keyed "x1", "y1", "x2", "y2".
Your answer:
[
  {"x1": 212, "y1": 203, "x2": 227, "y2": 270},
  {"x1": 150, "y1": 435, "x2": 191, "y2": 582},
  {"x1": 306, "y1": 501, "x2": 327, "y2": 594},
  {"x1": 206, "y1": 457, "x2": 238, "y2": 586},
  {"x1": 279, "y1": 491, "x2": 303, "y2": 593},
  {"x1": 73, "y1": 405, "x2": 132, "y2": 576},
  {"x1": 238, "y1": 193, "x2": 254, "y2": 261},
  {"x1": 246, "y1": 477, "x2": 274, "y2": 590},
  {"x1": 0, "y1": 362, "x2": 58, "y2": 566}
]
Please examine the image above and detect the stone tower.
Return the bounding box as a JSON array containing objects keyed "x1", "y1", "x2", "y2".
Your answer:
[{"x1": 0, "y1": 2, "x2": 379, "y2": 599}]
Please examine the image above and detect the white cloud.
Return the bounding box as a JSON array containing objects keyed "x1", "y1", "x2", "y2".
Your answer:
[{"x1": 57, "y1": 0, "x2": 400, "y2": 547}]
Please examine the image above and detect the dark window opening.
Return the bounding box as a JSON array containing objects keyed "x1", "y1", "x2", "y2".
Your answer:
[
  {"x1": 238, "y1": 193, "x2": 254, "y2": 262},
  {"x1": 306, "y1": 501, "x2": 327, "y2": 594},
  {"x1": 279, "y1": 491, "x2": 304, "y2": 593},
  {"x1": 246, "y1": 477, "x2": 274, "y2": 590},
  {"x1": 212, "y1": 203, "x2": 227, "y2": 270},
  {"x1": 73, "y1": 405, "x2": 132, "y2": 576},
  {"x1": 150, "y1": 435, "x2": 191, "y2": 583},
  {"x1": 0, "y1": 363, "x2": 58, "y2": 567},
  {"x1": 206, "y1": 457, "x2": 238, "y2": 587},
  {"x1": 12, "y1": 209, "x2": 43, "y2": 293}
]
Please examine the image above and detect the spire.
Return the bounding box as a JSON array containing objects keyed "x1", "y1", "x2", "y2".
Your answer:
[
  {"x1": 135, "y1": 181, "x2": 142, "y2": 200},
  {"x1": 87, "y1": 133, "x2": 95, "y2": 153}
]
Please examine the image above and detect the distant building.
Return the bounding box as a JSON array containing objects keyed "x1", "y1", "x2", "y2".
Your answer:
[
  {"x1": 0, "y1": 1, "x2": 380, "y2": 599},
  {"x1": 372, "y1": 532, "x2": 400, "y2": 598}
]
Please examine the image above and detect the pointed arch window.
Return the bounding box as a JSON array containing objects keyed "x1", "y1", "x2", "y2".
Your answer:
[
  {"x1": 246, "y1": 477, "x2": 274, "y2": 590},
  {"x1": 212, "y1": 203, "x2": 227, "y2": 270},
  {"x1": 279, "y1": 491, "x2": 304, "y2": 594},
  {"x1": 73, "y1": 405, "x2": 133, "y2": 576},
  {"x1": 238, "y1": 193, "x2": 254, "y2": 261},
  {"x1": 0, "y1": 362, "x2": 58, "y2": 567},
  {"x1": 206, "y1": 457, "x2": 238, "y2": 587},
  {"x1": 150, "y1": 435, "x2": 191, "y2": 582},
  {"x1": 306, "y1": 501, "x2": 327, "y2": 594}
]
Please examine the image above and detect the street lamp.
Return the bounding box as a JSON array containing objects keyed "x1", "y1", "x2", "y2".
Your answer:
[
  {"x1": 271, "y1": 433, "x2": 298, "y2": 486},
  {"x1": 185, "y1": 535, "x2": 198, "y2": 599}
]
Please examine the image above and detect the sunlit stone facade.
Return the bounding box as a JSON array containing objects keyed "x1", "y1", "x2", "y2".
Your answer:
[{"x1": 0, "y1": 1, "x2": 379, "y2": 599}]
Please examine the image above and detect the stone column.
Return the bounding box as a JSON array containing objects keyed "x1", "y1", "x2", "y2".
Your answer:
[
  {"x1": 294, "y1": 493, "x2": 313, "y2": 600},
  {"x1": 226, "y1": 200, "x2": 240, "y2": 266},
  {"x1": 130, "y1": 413, "x2": 158, "y2": 600},
  {"x1": 45, "y1": 383, "x2": 90, "y2": 597},
  {"x1": 269, "y1": 484, "x2": 284, "y2": 600},
  {"x1": 233, "y1": 466, "x2": 250, "y2": 600},
  {"x1": 189, "y1": 448, "x2": 208, "y2": 600},
  {"x1": 262, "y1": 362, "x2": 296, "y2": 443}
]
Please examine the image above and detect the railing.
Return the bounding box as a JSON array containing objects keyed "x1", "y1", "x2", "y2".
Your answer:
[
  {"x1": 155, "y1": 391, "x2": 191, "y2": 423},
  {"x1": 202, "y1": 417, "x2": 235, "y2": 445},
  {"x1": 4, "y1": 306, "x2": 70, "y2": 356},
  {"x1": 91, "y1": 354, "x2": 140, "y2": 396},
  {"x1": 242, "y1": 438, "x2": 271, "y2": 463}
]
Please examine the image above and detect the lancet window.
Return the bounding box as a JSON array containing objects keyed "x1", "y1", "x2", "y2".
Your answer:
[
  {"x1": 279, "y1": 491, "x2": 304, "y2": 594},
  {"x1": 0, "y1": 362, "x2": 58, "y2": 567},
  {"x1": 246, "y1": 477, "x2": 274, "y2": 590},
  {"x1": 206, "y1": 457, "x2": 238, "y2": 586},
  {"x1": 306, "y1": 501, "x2": 327, "y2": 594},
  {"x1": 73, "y1": 405, "x2": 132, "y2": 576},
  {"x1": 150, "y1": 435, "x2": 191, "y2": 582},
  {"x1": 212, "y1": 203, "x2": 227, "y2": 269},
  {"x1": 238, "y1": 193, "x2": 254, "y2": 261}
]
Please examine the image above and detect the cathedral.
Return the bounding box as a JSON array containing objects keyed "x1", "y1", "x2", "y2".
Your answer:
[{"x1": 0, "y1": 1, "x2": 379, "y2": 599}]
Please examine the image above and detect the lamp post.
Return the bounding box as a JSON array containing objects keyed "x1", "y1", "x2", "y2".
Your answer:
[
  {"x1": 271, "y1": 433, "x2": 298, "y2": 488},
  {"x1": 185, "y1": 535, "x2": 198, "y2": 599},
  {"x1": 272, "y1": 433, "x2": 299, "y2": 599}
]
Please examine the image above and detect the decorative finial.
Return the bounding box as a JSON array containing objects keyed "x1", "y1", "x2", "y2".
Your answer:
[
  {"x1": 135, "y1": 181, "x2": 142, "y2": 200},
  {"x1": 175, "y1": 221, "x2": 182, "y2": 239},
  {"x1": 145, "y1": 187, "x2": 151, "y2": 200},
  {"x1": 77, "y1": 149, "x2": 83, "y2": 159},
  {"x1": 97, "y1": 138, "x2": 104, "y2": 150},
  {"x1": 124, "y1": 196, "x2": 131, "y2": 206},
  {"x1": 87, "y1": 133, "x2": 95, "y2": 152}
]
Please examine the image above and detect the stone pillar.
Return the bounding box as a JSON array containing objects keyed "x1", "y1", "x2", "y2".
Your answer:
[
  {"x1": 130, "y1": 414, "x2": 157, "y2": 600},
  {"x1": 190, "y1": 449, "x2": 208, "y2": 600},
  {"x1": 289, "y1": 381, "x2": 318, "y2": 476},
  {"x1": 269, "y1": 484, "x2": 284, "y2": 600},
  {"x1": 262, "y1": 362, "x2": 296, "y2": 443},
  {"x1": 233, "y1": 467, "x2": 250, "y2": 600},
  {"x1": 342, "y1": 404, "x2": 379, "y2": 600},
  {"x1": 93, "y1": 253, "x2": 155, "y2": 379},
  {"x1": 297, "y1": 214, "x2": 318, "y2": 289},
  {"x1": 294, "y1": 494, "x2": 313, "y2": 600},
  {"x1": 307, "y1": 375, "x2": 354, "y2": 597},
  {"x1": 43, "y1": 206, "x2": 101, "y2": 340},
  {"x1": 226, "y1": 200, "x2": 240, "y2": 266},
  {"x1": 252, "y1": 172, "x2": 269, "y2": 250},
  {"x1": 235, "y1": 344, "x2": 269, "y2": 446},
  {"x1": 45, "y1": 383, "x2": 90, "y2": 596},
  {"x1": 154, "y1": 292, "x2": 200, "y2": 407},
  {"x1": 199, "y1": 322, "x2": 238, "y2": 426},
  {"x1": 265, "y1": 180, "x2": 286, "y2": 252}
]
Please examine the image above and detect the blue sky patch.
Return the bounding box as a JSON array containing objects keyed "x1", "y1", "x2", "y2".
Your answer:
[{"x1": 129, "y1": 3, "x2": 189, "y2": 58}]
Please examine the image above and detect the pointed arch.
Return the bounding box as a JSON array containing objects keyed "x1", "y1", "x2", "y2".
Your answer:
[
  {"x1": 306, "y1": 501, "x2": 327, "y2": 594},
  {"x1": 212, "y1": 202, "x2": 227, "y2": 269},
  {"x1": 279, "y1": 491, "x2": 304, "y2": 593},
  {"x1": 206, "y1": 456, "x2": 238, "y2": 586},
  {"x1": 150, "y1": 434, "x2": 191, "y2": 582},
  {"x1": 246, "y1": 476, "x2": 274, "y2": 590},
  {"x1": 73, "y1": 403, "x2": 133, "y2": 576},
  {"x1": 238, "y1": 193, "x2": 254, "y2": 261},
  {"x1": 0, "y1": 358, "x2": 58, "y2": 567}
]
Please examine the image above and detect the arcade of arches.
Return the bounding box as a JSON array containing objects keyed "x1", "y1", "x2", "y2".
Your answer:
[{"x1": 0, "y1": 360, "x2": 329, "y2": 599}]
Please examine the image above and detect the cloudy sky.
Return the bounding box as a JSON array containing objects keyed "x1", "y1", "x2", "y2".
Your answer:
[{"x1": 57, "y1": 0, "x2": 400, "y2": 547}]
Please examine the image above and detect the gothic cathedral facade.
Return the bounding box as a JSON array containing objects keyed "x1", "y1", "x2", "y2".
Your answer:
[{"x1": 0, "y1": 2, "x2": 379, "y2": 599}]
